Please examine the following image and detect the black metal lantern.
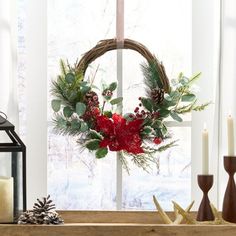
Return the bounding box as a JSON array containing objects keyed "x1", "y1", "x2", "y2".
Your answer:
[{"x1": 0, "y1": 114, "x2": 26, "y2": 223}]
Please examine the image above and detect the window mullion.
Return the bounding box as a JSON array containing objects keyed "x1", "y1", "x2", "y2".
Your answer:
[{"x1": 116, "y1": 0, "x2": 124, "y2": 210}]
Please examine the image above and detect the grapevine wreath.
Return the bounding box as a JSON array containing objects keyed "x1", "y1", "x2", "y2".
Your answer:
[{"x1": 51, "y1": 38, "x2": 209, "y2": 171}]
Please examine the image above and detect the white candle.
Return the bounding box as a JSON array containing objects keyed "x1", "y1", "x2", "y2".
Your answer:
[
  {"x1": 202, "y1": 123, "x2": 209, "y2": 175},
  {"x1": 0, "y1": 177, "x2": 13, "y2": 223},
  {"x1": 227, "y1": 114, "x2": 235, "y2": 156}
]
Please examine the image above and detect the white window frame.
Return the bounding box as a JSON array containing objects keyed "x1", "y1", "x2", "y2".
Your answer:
[{"x1": 24, "y1": 0, "x2": 221, "y2": 209}]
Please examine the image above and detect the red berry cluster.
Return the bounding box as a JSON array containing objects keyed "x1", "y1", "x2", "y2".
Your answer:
[
  {"x1": 131, "y1": 97, "x2": 160, "y2": 120},
  {"x1": 87, "y1": 96, "x2": 99, "y2": 107},
  {"x1": 82, "y1": 91, "x2": 100, "y2": 125}
]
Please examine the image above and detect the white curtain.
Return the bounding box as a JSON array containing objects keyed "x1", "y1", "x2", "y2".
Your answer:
[
  {"x1": 219, "y1": 0, "x2": 236, "y2": 206},
  {"x1": 0, "y1": 0, "x2": 18, "y2": 183},
  {"x1": 0, "y1": 0, "x2": 18, "y2": 128}
]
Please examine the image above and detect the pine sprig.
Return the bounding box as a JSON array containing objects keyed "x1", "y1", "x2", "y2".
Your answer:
[
  {"x1": 193, "y1": 102, "x2": 212, "y2": 111},
  {"x1": 141, "y1": 61, "x2": 163, "y2": 92},
  {"x1": 52, "y1": 114, "x2": 82, "y2": 136},
  {"x1": 51, "y1": 78, "x2": 72, "y2": 107},
  {"x1": 174, "y1": 100, "x2": 197, "y2": 114},
  {"x1": 59, "y1": 59, "x2": 68, "y2": 76}
]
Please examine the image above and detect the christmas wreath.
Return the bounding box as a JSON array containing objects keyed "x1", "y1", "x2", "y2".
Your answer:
[{"x1": 51, "y1": 39, "x2": 209, "y2": 171}]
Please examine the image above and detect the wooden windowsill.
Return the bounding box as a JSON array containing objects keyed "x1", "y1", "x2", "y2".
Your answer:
[{"x1": 0, "y1": 211, "x2": 236, "y2": 236}]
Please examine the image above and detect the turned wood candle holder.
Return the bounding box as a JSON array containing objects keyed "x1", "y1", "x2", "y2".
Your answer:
[
  {"x1": 196, "y1": 175, "x2": 214, "y2": 221},
  {"x1": 222, "y1": 156, "x2": 236, "y2": 223}
]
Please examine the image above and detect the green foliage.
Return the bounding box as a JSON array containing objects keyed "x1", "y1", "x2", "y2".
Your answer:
[
  {"x1": 170, "y1": 111, "x2": 183, "y2": 122},
  {"x1": 141, "y1": 97, "x2": 153, "y2": 112},
  {"x1": 80, "y1": 121, "x2": 88, "y2": 132},
  {"x1": 141, "y1": 61, "x2": 163, "y2": 90},
  {"x1": 109, "y1": 82, "x2": 117, "y2": 91},
  {"x1": 53, "y1": 114, "x2": 81, "y2": 136},
  {"x1": 89, "y1": 130, "x2": 103, "y2": 140},
  {"x1": 51, "y1": 100, "x2": 61, "y2": 112},
  {"x1": 76, "y1": 102, "x2": 86, "y2": 116},
  {"x1": 95, "y1": 148, "x2": 108, "y2": 158},
  {"x1": 63, "y1": 106, "x2": 73, "y2": 118},
  {"x1": 141, "y1": 63, "x2": 209, "y2": 124},
  {"x1": 103, "y1": 111, "x2": 113, "y2": 118},
  {"x1": 110, "y1": 97, "x2": 123, "y2": 105},
  {"x1": 181, "y1": 94, "x2": 196, "y2": 102},
  {"x1": 193, "y1": 102, "x2": 212, "y2": 111},
  {"x1": 86, "y1": 139, "x2": 100, "y2": 150},
  {"x1": 142, "y1": 126, "x2": 153, "y2": 135},
  {"x1": 65, "y1": 73, "x2": 75, "y2": 83},
  {"x1": 59, "y1": 59, "x2": 68, "y2": 76},
  {"x1": 51, "y1": 57, "x2": 209, "y2": 172}
]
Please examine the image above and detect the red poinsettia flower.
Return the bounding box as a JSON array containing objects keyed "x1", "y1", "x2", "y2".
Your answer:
[{"x1": 96, "y1": 113, "x2": 144, "y2": 154}]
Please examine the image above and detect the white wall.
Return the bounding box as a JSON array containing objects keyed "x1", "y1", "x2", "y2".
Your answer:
[
  {"x1": 191, "y1": 0, "x2": 221, "y2": 208},
  {"x1": 25, "y1": 0, "x2": 47, "y2": 208}
]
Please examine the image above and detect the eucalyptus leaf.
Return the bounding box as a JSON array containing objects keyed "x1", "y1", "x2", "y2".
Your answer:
[
  {"x1": 80, "y1": 121, "x2": 88, "y2": 132},
  {"x1": 81, "y1": 86, "x2": 91, "y2": 94},
  {"x1": 80, "y1": 81, "x2": 88, "y2": 87},
  {"x1": 164, "y1": 94, "x2": 172, "y2": 102},
  {"x1": 181, "y1": 94, "x2": 196, "y2": 102},
  {"x1": 152, "y1": 120, "x2": 163, "y2": 128},
  {"x1": 76, "y1": 102, "x2": 86, "y2": 116},
  {"x1": 110, "y1": 97, "x2": 123, "y2": 105},
  {"x1": 170, "y1": 112, "x2": 183, "y2": 122},
  {"x1": 95, "y1": 148, "x2": 108, "y2": 158},
  {"x1": 159, "y1": 109, "x2": 170, "y2": 117},
  {"x1": 71, "y1": 119, "x2": 80, "y2": 129},
  {"x1": 179, "y1": 77, "x2": 189, "y2": 85},
  {"x1": 51, "y1": 100, "x2": 61, "y2": 112},
  {"x1": 103, "y1": 111, "x2": 113, "y2": 118},
  {"x1": 86, "y1": 139, "x2": 100, "y2": 150},
  {"x1": 161, "y1": 124, "x2": 168, "y2": 135},
  {"x1": 89, "y1": 130, "x2": 103, "y2": 140},
  {"x1": 65, "y1": 73, "x2": 75, "y2": 83},
  {"x1": 141, "y1": 98, "x2": 153, "y2": 112},
  {"x1": 109, "y1": 82, "x2": 117, "y2": 91},
  {"x1": 63, "y1": 106, "x2": 73, "y2": 118}
]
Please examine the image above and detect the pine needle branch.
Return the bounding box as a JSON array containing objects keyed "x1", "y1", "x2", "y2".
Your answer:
[
  {"x1": 193, "y1": 102, "x2": 212, "y2": 111},
  {"x1": 52, "y1": 114, "x2": 82, "y2": 136}
]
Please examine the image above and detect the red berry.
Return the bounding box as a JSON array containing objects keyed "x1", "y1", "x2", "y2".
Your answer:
[
  {"x1": 138, "y1": 97, "x2": 142, "y2": 100},
  {"x1": 154, "y1": 137, "x2": 162, "y2": 145},
  {"x1": 139, "y1": 103, "x2": 142, "y2": 107},
  {"x1": 134, "y1": 107, "x2": 139, "y2": 113}
]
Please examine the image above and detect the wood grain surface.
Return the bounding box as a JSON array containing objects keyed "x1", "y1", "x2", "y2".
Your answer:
[{"x1": 0, "y1": 211, "x2": 235, "y2": 236}]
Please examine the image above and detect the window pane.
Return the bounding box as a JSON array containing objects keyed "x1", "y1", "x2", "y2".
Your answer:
[
  {"x1": 48, "y1": 0, "x2": 117, "y2": 209},
  {"x1": 123, "y1": 127, "x2": 191, "y2": 210},
  {"x1": 123, "y1": 0, "x2": 192, "y2": 209}
]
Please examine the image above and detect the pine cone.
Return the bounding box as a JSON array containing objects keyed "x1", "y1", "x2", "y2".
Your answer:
[
  {"x1": 43, "y1": 212, "x2": 64, "y2": 225},
  {"x1": 151, "y1": 88, "x2": 165, "y2": 104},
  {"x1": 33, "y1": 195, "x2": 56, "y2": 214},
  {"x1": 18, "y1": 195, "x2": 64, "y2": 225},
  {"x1": 18, "y1": 210, "x2": 37, "y2": 224}
]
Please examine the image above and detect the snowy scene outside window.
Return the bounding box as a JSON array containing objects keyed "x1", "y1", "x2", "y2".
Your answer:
[{"x1": 18, "y1": 0, "x2": 192, "y2": 210}]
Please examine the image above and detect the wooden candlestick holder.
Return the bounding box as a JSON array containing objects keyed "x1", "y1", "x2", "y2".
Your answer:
[
  {"x1": 196, "y1": 175, "x2": 214, "y2": 221},
  {"x1": 222, "y1": 156, "x2": 236, "y2": 223}
]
